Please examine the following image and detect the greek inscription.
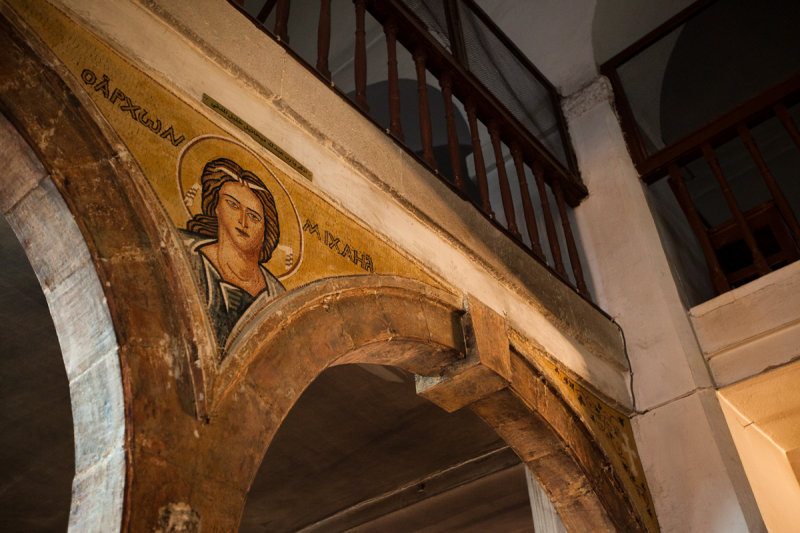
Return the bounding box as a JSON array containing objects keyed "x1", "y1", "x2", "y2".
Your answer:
[
  {"x1": 160, "y1": 126, "x2": 186, "y2": 148},
  {"x1": 324, "y1": 231, "x2": 341, "y2": 252},
  {"x1": 81, "y1": 67, "x2": 184, "y2": 148},
  {"x1": 119, "y1": 99, "x2": 140, "y2": 120},
  {"x1": 138, "y1": 110, "x2": 162, "y2": 133},
  {"x1": 94, "y1": 74, "x2": 110, "y2": 98},
  {"x1": 302, "y1": 219, "x2": 321, "y2": 239},
  {"x1": 303, "y1": 218, "x2": 374, "y2": 273},
  {"x1": 109, "y1": 87, "x2": 126, "y2": 104},
  {"x1": 80, "y1": 68, "x2": 96, "y2": 85}
]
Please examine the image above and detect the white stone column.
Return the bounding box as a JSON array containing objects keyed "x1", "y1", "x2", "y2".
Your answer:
[
  {"x1": 526, "y1": 468, "x2": 567, "y2": 533},
  {"x1": 562, "y1": 77, "x2": 764, "y2": 532},
  {"x1": 0, "y1": 113, "x2": 125, "y2": 533}
]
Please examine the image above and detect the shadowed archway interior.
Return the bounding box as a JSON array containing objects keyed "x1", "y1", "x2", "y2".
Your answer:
[
  {"x1": 241, "y1": 363, "x2": 534, "y2": 532},
  {"x1": 0, "y1": 214, "x2": 73, "y2": 532}
]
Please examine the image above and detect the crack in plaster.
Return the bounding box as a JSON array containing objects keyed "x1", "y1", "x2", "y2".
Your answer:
[{"x1": 632, "y1": 386, "x2": 716, "y2": 417}]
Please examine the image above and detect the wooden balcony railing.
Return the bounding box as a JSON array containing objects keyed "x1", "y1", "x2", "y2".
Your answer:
[
  {"x1": 601, "y1": 0, "x2": 800, "y2": 295},
  {"x1": 228, "y1": 0, "x2": 591, "y2": 298},
  {"x1": 662, "y1": 77, "x2": 800, "y2": 294}
]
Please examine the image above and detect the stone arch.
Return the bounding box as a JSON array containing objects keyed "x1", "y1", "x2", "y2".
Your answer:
[
  {"x1": 202, "y1": 275, "x2": 647, "y2": 532},
  {"x1": 0, "y1": 53, "x2": 125, "y2": 533},
  {"x1": 0, "y1": 6, "x2": 213, "y2": 530}
]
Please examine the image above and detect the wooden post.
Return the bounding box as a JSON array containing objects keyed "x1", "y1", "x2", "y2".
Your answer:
[
  {"x1": 354, "y1": 0, "x2": 369, "y2": 112},
  {"x1": 532, "y1": 161, "x2": 565, "y2": 277},
  {"x1": 256, "y1": 0, "x2": 277, "y2": 23},
  {"x1": 702, "y1": 143, "x2": 770, "y2": 275},
  {"x1": 511, "y1": 143, "x2": 542, "y2": 258},
  {"x1": 441, "y1": 71, "x2": 465, "y2": 192},
  {"x1": 488, "y1": 121, "x2": 520, "y2": 239},
  {"x1": 738, "y1": 123, "x2": 800, "y2": 242},
  {"x1": 553, "y1": 181, "x2": 588, "y2": 295},
  {"x1": 774, "y1": 102, "x2": 800, "y2": 151},
  {"x1": 413, "y1": 48, "x2": 436, "y2": 168},
  {"x1": 385, "y1": 19, "x2": 404, "y2": 141},
  {"x1": 274, "y1": 0, "x2": 290, "y2": 42},
  {"x1": 667, "y1": 164, "x2": 730, "y2": 294},
  {"x1": 466, "y1": 99, "x2": 493, "y2": 217},
  {"x1": 316, "y1": 0, "x2": 332, "y2": 79}
]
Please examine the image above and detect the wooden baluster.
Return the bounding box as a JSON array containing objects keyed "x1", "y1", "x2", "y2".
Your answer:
[
  {"x1": 553, "y1": 181, "x2": 588, "y2": 295},
  {"x1": 440, "y1": 71, "x2": 465, "y2": 192},
  {"x1": 316, "y1": 0, "x2": 332, "y2": 79},
  {"x1": 774, "y1": 103, "x2": 800, "y2": 151},
  {"x1": 532, "y1": 161, "x2": 565, "y2": 277},
  {"x1": 354, "y1": 0, "x2": 369, "y2": 113},
  {"x1": 667, "y1": 164, "x2": 730, "y2": 294},
  {"x1": 385, "y1": 19, "x2": 404, "y2": 141},
  {"x1": 274, "y1": 0, "x2": 290, "y2": 42},
  {"x1": 511, "y1": 143, "x2": 542, "y2": 259},
  {"x1": 702, "y1": 143, "x2": 770, "y2": 275},
  {"x1": 465, "y1": 99, "x2": 492, "y2": 217},
  {"x1": 738, "y1": 124, "x2": 800, "y2": 242},
  {"x1": 488, "y1": 122, "x2": 520, "y2": 239},
  {"x1": 413, "y1": 48, "x2": 436, "y2": 168},
  {"x1": 257, "y1": 0, "x2": 277, "y2": 23}
]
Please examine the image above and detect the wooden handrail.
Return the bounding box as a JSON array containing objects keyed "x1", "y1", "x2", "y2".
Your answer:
[{"x1": 638, "y1": 72, "x2": 800, "y2": 183}]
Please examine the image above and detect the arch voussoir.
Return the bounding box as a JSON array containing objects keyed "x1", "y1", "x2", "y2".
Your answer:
[{"x1": 203, "y1": 279, "x2": 647, "y2": 532}]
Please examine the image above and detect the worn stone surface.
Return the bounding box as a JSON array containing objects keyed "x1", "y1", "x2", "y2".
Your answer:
[
  {"x1": 69, "y1": 449, "x2": 125, "y2": 532},
  {"x1": 0, "y1": 112, "x2": 48, "y2": 212},
  {"x1": 470, "y1": 390, "x2": 619, "y2": 533},
  {"x1": 526, "y1": 468, "x2": 568, "y2": 533},
  {"x1": 464, "y1": 294, "x2": 512, "y2": 380},
  {"x1": 69, "y1": 348, "x2": 125, "y2": 473},
  {"x1": 4, "y1": 179, "x2": 92, "y2": 291},
  {"x1": 418, "y1": 364, "x2": 509, "y2": 413},
  {"x1": 45, "y1": 253, "x2": 117, "y2": 380}
]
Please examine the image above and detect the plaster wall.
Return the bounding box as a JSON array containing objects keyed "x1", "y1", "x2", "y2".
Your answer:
[
  {"x1": 563, "y1": 77, "x2": 764, "y2": 531},
  {"x1": 563, "y1": 77, "x2": 710, "y2": 410},
  {"x1": 42, "y1": 0, "x2": 632, "y2": 407},
  {"x1": 690, "y1": 260, "x2": 800, "y2": 387},
  {"x1": 719, "y1": 361, "x2": 800, "y2": 533},
  {"x1": 632, "y1": 390, "x2": 759, "y2": 533}
]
